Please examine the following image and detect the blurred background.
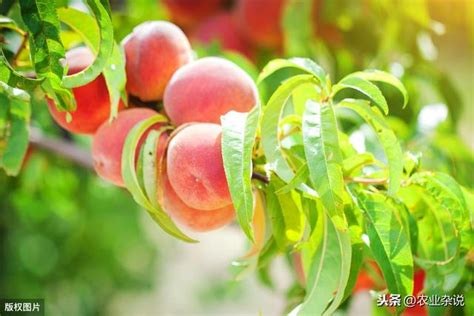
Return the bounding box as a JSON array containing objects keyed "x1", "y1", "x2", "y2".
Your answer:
[{"x1": 0, "y1": 0, "x2": 472, "y2": 315}]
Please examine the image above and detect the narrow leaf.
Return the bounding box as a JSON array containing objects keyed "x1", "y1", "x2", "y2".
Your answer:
[
  {"x1": 333, "y1": 76, "x2": 389, "y2": 115},
  {"x1": 61, "y1": 0, "x2": 114, "y2": 89},
  {"x1": 122, "y1": 115, "x2": 196, "y2": 243},
  {"x1": 350, "y1": 69, "x2": 408, "y2": 108},
  {"x1": 221, "y1": 107, "x2": 260, "y2": 241},
  {"x1": 258, "y1": 58, "x2": 326, "y2": 87},
  {"x1": 0, "y1": 82, "x2": 31, "y2": 175},
  {"x1": 338, "y1": 99, "x2": 403, "y2": 194},
  {"x1": 297, "y1": 213, "x2": 352, "y2": 315},
  {"x1": 261, "y1": 74, "x2": 315, "y2": 183},
  {"x1": 356, "y1": 191, "x2": 414, "y2": 302},
  {"x1": 19, "y1": 0, "x2": 75, "y2": 110},
  {"x1": 303, "y1": 100, "x2": 347, "y2": 230}
]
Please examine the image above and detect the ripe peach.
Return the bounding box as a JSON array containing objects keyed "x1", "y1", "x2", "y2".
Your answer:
[
  {"x1": 122, "y1": 21, "x2": 193, "y2": 102},
  {"x1": 92, "y1": 108, "x2": 163, "y2": 187},
  {"x1": 47, "y1": 47, "x2": 122, "y2": 134},
  {"x1": 161, "y1": 171, "x2": 235, "y2": 232},
  {"x1": 312, "y1": 0, "x2": 342, "y2": 46},
  {"x1": 163, "y1": 0, "x2": 224, "y2": 30},
  {"x1": 163, "y1": 57, "x2": 258, "y2": 125},
  {"x1": 193, "y1": 13, "x2": 254, "y2": 59},
  {"x1": 234, "y1": 0, "x2": 284, "y2": 49},
  {"x1": 166, "y1": 123, "x2": 231, "y2": 210}
]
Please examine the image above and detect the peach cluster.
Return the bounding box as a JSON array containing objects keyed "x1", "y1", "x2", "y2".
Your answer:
[
  {"x1": 162, "y1": 0, "x2": 341, "y2": 59},
  {"x1": 47, "y1": 20, "x2": 258, "y2": 232}
]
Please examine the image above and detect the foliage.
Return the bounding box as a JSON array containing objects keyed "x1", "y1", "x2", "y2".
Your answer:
[{"x1": 0, "y1": 0, "x2": 472, "y2": 315}]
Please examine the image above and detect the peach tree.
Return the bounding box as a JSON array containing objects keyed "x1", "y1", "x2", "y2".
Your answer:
[{"x1": 0, "y1": 0, "x2": 472, "y2": 315}]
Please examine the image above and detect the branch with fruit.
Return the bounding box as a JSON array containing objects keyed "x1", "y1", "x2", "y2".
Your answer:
[{"x1": 0, "y1": 0, "x2": 472, "y2": 315}]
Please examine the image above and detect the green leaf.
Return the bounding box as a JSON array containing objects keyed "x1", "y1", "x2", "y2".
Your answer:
[
  {"x1": 19, "y1": 0, "x2": 75, "y2": 111},
  {"x1": 221, "y1": 107, "x2": 260, "y2": 242},
  {"x1": 61, "y1": 0, "x2": 114, "y2": 89},
  {"x1": 342, "y1": 202, "x2": 364, "y2": 302},
  {"x1": 338, "y1": 99, "x2": 403, "y2": 195},
  {"x1": 297, "y1": 212, "x2": 352, "y2": 315},
  {"x1": 342, "y1": 152, "x2": 376, "y2": 177},
  {"x1": 275, "y1": 163, "x2": 309, "y2": 195},
  {"x1": 348, "y1": 69, "x2": 408, "y2": 108},
  {"x1": 261, "y1": 74, "x2": 315, "y2": 183},
  {"x1": 0, "y1": 16, "x2": 24, "y2": 33},
  {"x1": 103, "y1": 43, "x2": 127, "y2": 118},
  {"x1": 121, "y1": 115, "x2": 197, "y2": 243},
  {"x1": 411, "y1": 172, "x2": 471, "y2": 257},
  {"x1": 57, "y1": 7, "x2": 100, "y2": 49},
  {"x1": 0, "y1": 82, "x2": 31, "y2": 176},
  {"x1": 258, "y1": 58, "x2": 326, "y2": 88},
  {"x1": 356, "y1": 191, "x2": 414, "y2": 303},
  {"x1": 265, "y1": 183, "x2": 287, "y2": 250},
  {"x1": 58, "y1": 6, "x2": 126, "y2": 117},
  {"x1": 333, "y1": 76, "x2": 389, "y2": 115},
  {"x1": 303, "y1": 100, "x2": 347, "y2": 230},
  {"x1": 266, "y1": 175, "x2": 305, "y2": 249},
  {"x1": 0, "y1": 50, "x2": 43, "y2": 90},
  {"x1": 282, "y1": 0, "x2": 314, "y2": 57},
  {"x1": 141, "y1": 130, "x2": 161, "y2": 208}
]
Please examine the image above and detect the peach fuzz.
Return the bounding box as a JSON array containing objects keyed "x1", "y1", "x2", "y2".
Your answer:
[
  {"x1": 166, "y1": 123, "x2": 231, "y2": 210},
  {"x1": 47, "y1": 46, "x2": 123, "y2": 134},
  {"x1": 122, "y1": 21, "x2": 193, "y2": 101},
  {"x1": 163, "y1": 57, "x2": 258, "y2": 125},
  {"x1": 92, "y1": 108, "x2": 163, "y2": 187},
  {"x1": 161, "y1": 171, "x2": 235, "y2": 232}
]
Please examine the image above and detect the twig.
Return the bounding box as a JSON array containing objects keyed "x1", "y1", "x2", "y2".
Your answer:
[
  {"x1": 13, "y1": 33, "x2": 28, "y2": 67},
  {"x1": 128, "y1": 94, "x2": 160, "y2": 109},
  {"x1": 345, "y1": 177, "x2": 388, "y2": 185},
  {"x1": 29, "y1": 126, "x2": 94, "y2": 170},
  {"x1": 252, "y1": 171, "x2": 269, "y2": 184}
]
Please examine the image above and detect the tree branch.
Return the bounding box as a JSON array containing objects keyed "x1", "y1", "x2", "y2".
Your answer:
[
  {"x1": 345, "y1": 177, "x2": 388, "y2": 185},
  {"x1": 29, "y1": 127, "x2": 94, "y2": 170},
  {"x1": 252, "y1": 171, "x2": 269, "y2": 184}
]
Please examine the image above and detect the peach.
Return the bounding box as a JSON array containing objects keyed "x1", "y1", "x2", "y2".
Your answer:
[
  {"x1": 312, "y1": 0, "x2": 342, "y2": 46},
  {"x1": 193, "y1": 13, "x2": 254, "y2": 59},
  {"x1": 92, "y1": 108, "x2": 163, "y2": 187},
  {"x1": 162, "y1": 0, "x2": 224, "y2": 30},
  {"x1": 161, "y1": 171, "x2": 235, "y2": 232},
  {"x1": 163, "y1": 57, "x2": 258, "y2": 125},
  {"x1": 166, "y1": 123, "x2": 231, "y2": 210},
  {"x1": 234, "y1": 0, "x2": 285, "y2": 49},
  {"x1": 122, "y1": 21, "x2": 193, "y2": 101},
  {"x1": 47, "y1": 47, "x2": 122, "y2": 134}
]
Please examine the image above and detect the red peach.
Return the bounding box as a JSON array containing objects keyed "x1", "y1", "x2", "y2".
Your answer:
[
  {"x1": 163, "y1": 0, "x2": 224, "y2": 30},
  {"x1": 161, "y1": 170, "x2": 235, "y2": 232},
  {"x1": 234, "y1": 0, "x2": 285, "y2": 49},
  {"x1": 92, "y1": 108, "x2": 163, "y2": 187},
  {"x1": 47, "y1": 47, "x2": 122, "y2": 134},
  {"x1": 193, "y1": 13, "x2": 254, "y2": 59},
  {"x1": 166, "y1": 123, "x2": 231, "y2": 210},
  {"x1": 123, "y1": 21, "x2": 193, "y2": 101},
  {"x1": 163, "y1": 57, "x2": 258, "y2": 125}
]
